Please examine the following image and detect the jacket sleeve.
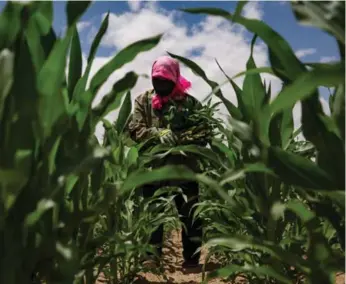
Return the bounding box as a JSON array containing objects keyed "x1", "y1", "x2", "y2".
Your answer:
[{"x1": 128, "y1": 97, "x2": 158, "y2": 143}]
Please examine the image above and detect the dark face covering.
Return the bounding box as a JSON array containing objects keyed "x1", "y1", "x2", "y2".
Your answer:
[{"x1": 152, "y1": 77, "x2": 175, "y2": 97}]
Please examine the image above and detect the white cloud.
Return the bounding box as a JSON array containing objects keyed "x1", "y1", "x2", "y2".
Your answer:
[
  {"x1": 86, "y1": 2, "x2": 284, "y2": 142},
  {"x1": 295, "y1": 48, "x2": 316, "y2": 59},
  {"x1": 128, "y1": 0, "x2": 142, "y2": 12},
  {"x1": 320, "y1": 56, "x2": 338, "y2": 63},
  {"x1": 242, "y1": 1, "x2": 264, "y2": 20},
  {"x1": 77, "y1": 21, "x2": 92, "y2": 32}
]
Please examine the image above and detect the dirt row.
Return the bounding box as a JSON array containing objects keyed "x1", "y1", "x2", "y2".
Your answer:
[{"x1": 96, "y1": 229, "x2": 345, "y2": 284}]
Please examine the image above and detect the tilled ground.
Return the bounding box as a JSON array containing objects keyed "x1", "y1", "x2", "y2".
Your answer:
[
  {"x1": 96, "y1": 229, "x2": 345, "y2": 284},
  {"x1": 133, "y1": 230, "x2": 248, "y2": 284}
]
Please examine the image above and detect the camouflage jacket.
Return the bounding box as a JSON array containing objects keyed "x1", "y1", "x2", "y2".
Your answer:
[{"x1": 128, "y1": 89, "x2": 204, "y2": 172}]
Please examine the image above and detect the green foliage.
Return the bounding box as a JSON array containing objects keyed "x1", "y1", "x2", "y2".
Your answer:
[
  {"x1": 0, "y1": 1, "x2": 344, "y2": 284},
  {"x1": 179, "y1": 1, "x2": 345, "y2": 283},
  {"x1": 0, "y1": 1, "x2": 167, "y2": 283}
]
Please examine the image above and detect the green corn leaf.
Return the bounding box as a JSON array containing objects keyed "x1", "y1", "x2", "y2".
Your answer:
[
  {"x1": 24, "y1": 199, "x2": 56, "y2": 227},
  {"x1": 0, "y1": 49, "x2": 14, "y2": 121},
  {"x1": 149, "y1": 144, "x2": 222, "y2": 166},
  {"x1": 48, "y1": 136, "x2": 62, "y2": 175},
  {"x1": 37, "y1": 33, "x2": 71, "y2": 138},
  {"x1": 272, "y1": 200, "x2": 335, "y2": 281},
  {"x1": 233, "y1": 0, "x2": 248, "y2": 21},
  {"x1": 72, "y1": 13, "x2": 110, "y2": 100},
  {"x1": 310, "y1": 195, "x2": 345, "y2": 251},
  {"x1": 29, "y1": 1, "x2": 53, "y2": 36},
  {"x1": 269, "y1": 107, "x2": 293, "y2": 149},
  {"x1": 64, "y1": 174, "x2": 79, "y2": 196},
  {"x1": 207, "y1": 264, "x2": 291, "y2": 284},
  {"x1": 174, "y1": 145, "x2": 221, "y2": 165},
  {"x1": 115, "y1": 91, "x2": 132, "y2": 134},
  {"x1": 67, "y1": 146, "x2": 111, "y2": 176},
  {"x1": 90, "y1": 161, "x2": 105, "y2": 196},
  {"x1": 125, "y1": 146, "x2": 139, "y2": 169},
  {"x1": 72, "y1": 14, "x2": 122, "y2": 130},
  {"x1": 210, "y1": 140, "x2": 236, "y2": 168},
  {"x1": 291, "y1": 1, "x2": 345, "y2": 45},
  {"x1": 89, "y1": 34, "x2": 162, "y2": 95},
  {"x1": 68, "y1": 27, "x2": 82, "y2": 99},
  {"x1": 122, "y1": 165, "x2": 196, "y2": 193},
  {"x1": 231, "y1": 66, "x2": 275, "y2": 80},
  {"x1": 0, "y1": 1, "x2": 23, "y2": 50},
  {"x1": 35, "y1": 2, "x2": 53, "y2": 35},
  {"x1": 337, "y1": 38, "x2": 345, "y2": 62},
  {"x1": 169, "y1": 52, "x2": 242, "y2": 120},
  {"x1": 41, "y1": 27, "x2": 57, "y2": 59},
  {"x1": 227, "y1": 116, "x2": 254, "y2": 143},
  {"x1": 206, "y1": 236, "x2": 309, "y2": 273},
  {"x1": 300, "y1": 92, "x2": 345, "y2": 188},
  {"x1": 215, "y1": 59, "x2": 246, "y2": 120},
  {"x1": 3, "y1": 32, "x2": 37, "y2": 167},
  {"x1": 56, "y1": 242, "x2": 74, "y2": 261},
  {"x1": 25, "y1": 17, "x2": 45, "y2": 73},
  {"x1": 242, "y1": 35, "x2": 266, "y2": 120},
  {"x1": 220, "y1": 163, "x2": 275, "y2": 186},
  {"x1": 329, "y1": 91, "x2": 335, "y2": 113},
  {"x1": 268, "y1": 146, "x2": 337, "y2": 190},
  {"x1": 264, "y1": 80, "x2": 271, "y2": 105},
  {"x1": 270, "y1": 63, "x2": 344, "y2": 115},
  {"x1": 280, "y1": 108, "x2": 294, "y2": 149},
  {"x1": 0, "y1": 169, "x2": 26, "y2": 212},
  {"x1": 268, "y1": 47, "x2": 291, "y2": 83},
  {"x1": 66, "y1": 1, "x2": 91, "y2": 28},
  {"x1": 92, "y1": 71, "x2": 138, "y2": 120},
  {"x1": 304, "y1": 62, "x2": 343, "y2": 73},
  {"x1": 75, "y1": 90, "x2": 93, "y2": 130},
  {"x1": 124, "y1": 166, "x2": 234, "y2": 208},
  {"x1": 88, "y1": 12, "x2": 109, "y2": 64},
  {"x1": 0, "y1": 150, "x2": 32, "y2": 207},
  {"x1": 331, "y1": 84, "x2": 345, "y2": 141},
  {"x1": 292, "y1": 125, "x2": 302, "y2": 140}
]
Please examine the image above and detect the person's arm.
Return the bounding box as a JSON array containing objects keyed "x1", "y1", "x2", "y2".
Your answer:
[{"x1": 128, "y1": 97, "x2": 159, "y2": 143}]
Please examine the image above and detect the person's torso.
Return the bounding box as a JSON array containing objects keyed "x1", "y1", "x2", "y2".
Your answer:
[
  {"x1": 139, "y1": 89, "x2": 198, "y2": 132},
  {"x1": 138, "y1": 89, "x2": 202, "y2": 172}
]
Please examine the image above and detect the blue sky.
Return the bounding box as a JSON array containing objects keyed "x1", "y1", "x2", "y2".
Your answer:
[
  {"x1": 51, "y1": 1, "x2": 338, "y2": 101},
  {"x1": 0, "y1": 1, "x2": 339, "y2": 84},
  {"x1": 51, "y1": 1, "x2": 339, "y2": 60},
  {"x1": 0, "y1": 1, "x2": 339, "y2": 60},
  {"x1": 0, "y1": 1, "x2": 339, "y2": 132}
]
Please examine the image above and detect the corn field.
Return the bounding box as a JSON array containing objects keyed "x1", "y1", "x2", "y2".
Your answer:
[{"x1": 0, "y1": 1, "x2": 344, "y2": 284}]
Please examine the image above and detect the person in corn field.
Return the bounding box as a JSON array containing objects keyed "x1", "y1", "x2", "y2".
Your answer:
[{"x1": 128, "y1": 55, "x2": 210, "y2": 268}]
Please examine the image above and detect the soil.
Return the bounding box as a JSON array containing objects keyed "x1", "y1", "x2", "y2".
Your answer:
[
  {"x1": 133, "y1": 229, "x2": 237, "y2": 284},
  {"x1": 96, "y1": 229, "x2": 345, "y2": 284}
]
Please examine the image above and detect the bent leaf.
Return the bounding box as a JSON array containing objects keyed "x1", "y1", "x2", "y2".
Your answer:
[{"x1": 270, "y1": 64, "x2": 344, "y2": 115}]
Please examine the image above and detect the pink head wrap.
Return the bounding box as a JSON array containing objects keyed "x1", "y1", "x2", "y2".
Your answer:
[{"x1": 151, "y1": 56, "x2": 192, "y2": 110}]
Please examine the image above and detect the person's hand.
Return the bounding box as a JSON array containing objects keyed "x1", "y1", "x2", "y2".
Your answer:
[{"x1": 158, "y1": 128, "x2": 177, "y2": 146}]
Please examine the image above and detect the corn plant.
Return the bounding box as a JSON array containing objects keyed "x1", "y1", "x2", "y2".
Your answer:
[
  {"x1": 165, "y1": 1, "x2": 345, "y2": 283},
  {"x1": 0, "y1": 3, "x2": 227, "y2": 283},
  {"x1": 0, "y1": 1, "x2": 169, "y2": 283},
  {"x1": 0, "y1": 1, "x2": 344, "y2": 283},
  {"x1": 89, "y1": 119, "x2": 185, "y2": 284}
]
